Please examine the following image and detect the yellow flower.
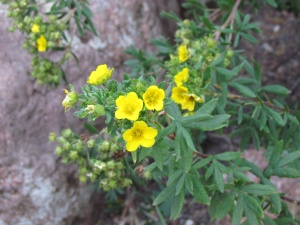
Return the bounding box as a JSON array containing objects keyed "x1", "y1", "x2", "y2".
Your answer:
[
  {"x1": 174, "y1": 68, "x2": 189, "y2": 86},
  {"x1": 115, "y1": 92, "x2": 143, "y2": 121},
  {"x1": 123, "y1": 121, "x2": 158, "y2": 151},
  {"x1": 62, "y1": 89, "x2": 78, "y2": 111},
  {"x1": 87, "y1": 64, "x2": 114, "y2": 85},
  {"x1": 142, "y1": 85, "x2": 165, "y2": 111},
  {"x1": 171, "y1": 86, "x2": 189, "y2": 105},
  {"x1": 171, "y1": 87, "x2": 204, "y2": 111},
  {"x1": 37, "y1": 35, "x2": 47, "y2": 52},
  {"x1": 31, "y1": 24, "x2": 40, "y2": 33},
  {"x1": 178, "y1": 45, "x2": 188, "y2": 63}
]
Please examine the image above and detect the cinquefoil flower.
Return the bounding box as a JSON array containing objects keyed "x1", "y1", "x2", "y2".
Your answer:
[
  {"x1": 178, "y1": 45, "x2": 188, "y2": 63},
  {"x1": 87, "y1": 64, "x2": 114, "y2": 85},
  {"x1": 115, "y1": 92, "x2": 143, "y2": 121},
  {"x1": 171, "y1": 86, "x2": 189, "y2": 105},
  {"x1": 123, "y1": 121, "x2": 158, "y2": 151},
  {"x1": 142, "y1": 86, "x2": 165, "y2": 111},
  {"x1": 37, "y1": 35, "x2": 47, "y2": 52},
  {"x1": 181, "y1": 94, "x2": 204, "y2": 111},
  {"x1": 31, "y1": 24, "x2": 40, "y2": 33},
  {"x1": 62, "y1": 89, "x2": 78, "y2": 111},
  {"x1": 174, "y1": 68, "x2": 189, "y2": 86}
]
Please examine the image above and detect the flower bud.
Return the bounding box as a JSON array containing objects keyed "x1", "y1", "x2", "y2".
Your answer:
[
  {"x1": 94, "y1": 105, "x2": 105, "y2": 117},
  {"x1": 61, "y1": 128, "x2": 72, "y2": 138},
  {"x1": 227, "y1": 50, "x2": 234, "y2": 57},
  {"x1": 107, "y1": 160, "x2": 115, "y2": 170},
  {"x1": 73, "y1": 140, "x2": 83, "y2": 151},
  {"x1": 48, "y1": 132, "x2": 56, "y2": 142},
  {"x1": 55, "y1": 146, "x2": 63, "y2": 156},
  {"x1": 62, "y1": 89, "x2": 78, "y2": 111},
  {"x1": 63, "y1": 142, "x2": 71, "y2": 151},
  {"x1": 87, "y1": 139, "x2": 95, "y2": 148},
  {"x1": 79, "y1": 175, "x2": 87, "y2": 183},
  {"x1": 57, "y1": 136, "x2": 66, "y2": 145},
  {"x1": 110, "y1": 143, "x2": 119, "y2": 152},
  {"x1": 101, "y1": 141, "x2": 110, "y2": 151},
  {"x1": 69, "y1": 151, "x2": 78, "y2": 160}
]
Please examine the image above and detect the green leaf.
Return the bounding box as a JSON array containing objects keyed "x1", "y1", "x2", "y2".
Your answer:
[
  {"x1": 153, "y1": 185, "x2": 176, "y2": 206},
  {"x1": 214, "y1": 167, "x2": 224, "y2": 193},
  {"x1": 174, "y1": 129, "x2": 182, "y2": 160},
  {"x1": 179, "y1": 114, "x2": 213, "y2": 125},
  {"x1": 265, "y1": 107, "x2": 284, "y2": 126},
  {"x1": 196, "y1": 98, "x2": 218, "y2": 114},
  {"x1": 165, "y1": 101, "x2": 182, "y2": 119},
  {"x1": 272, "y1": 167, "x2": 300, "y2": 178},
  {"x1": 259, "y1": 109, "x2": 267, "y2": 131},
  {"x1": 175, "y1": 174, "x2": 186, "y2": 195},
  {"x1": 131, "y1": 151, "x2": 137, "y2": 163},
  {"x1": 160, "y1": 11, "x2": 181, "y2": 22},
  {"x1": 232, "y1": 196, "x2": 244, "y2": 225},
  {"x1": 185, "y1": 174, "x2": 194, "y2": 195},
  {"x1": 84, "y1": 122, "x2": 99, "y2": 134},
  {"x1": 215, "y1": 67, "x2": 238, "y2": 80},
  {"x1": 209, "y1": 191, "x2": 235, "y2": 220},
  {"x1": 156, "y1": 122, "x2": 176, "y2": 141},
  {"x1": 229, "y1": 82, "x2": 256, "y2": 97},
  {"x1": 242, "y1": 194, "x2": 263, "y2": 224},
  {"x1": 215, "y1": 152, "x2": 241, "y2": 161},
  {"x1": 262, "y1": 214, "x2": 277, "y2": 225},
  {"x1": 250, "y1": 127, "x2": 260, "y2": 150},
  {"x1": 186, "y1": 114, "x2": 230, "y2": 131},
  {"x1": 240, "y1": 184, "x2": 277, "y2": 196},
  {"x1": 210, "y1": 51, "x2": 226, "y2": 66},
  {"x1": 155, "y1": 206, "x2": 167, "y2": 225},
  {"x1": 288, "y1": 114, "x2": 299, "y2": 125},
  {"x1": 261, "y1": 85, "x2": 290, "y2": 95},
  {"x1": 269, "y1": 140, "x2": 284, "y2": 168},
  {"x1": 238, "y1": 106, "x2": 243, "y2": 125},
  {"x1": 170, "y1": 187, "x2": 185, "y2": 219},
  {"x1": 193, "y1": 156, "x2": 212, "y2": 169},
  {"x1": 167, "y1": 170, "x2": 183, "y2": 186},
  {"x1": 266, "y1": 0, "x2": 278, "y2": 7},
  {"x1": 192, "y1": 177, "x2": 210, "y2": 205},
  {"x1": 278, "y1": 151, "x2": 300, "y2": 167},
  {"x1": 152, "y1": 140, "x2": 166, "y2": 171},
  {"x1": 205, "y1": 164, "x2": 215, "y2": 180},
  {"x1": 241, "y1": 159, "x2": 265, "y2": 179}
]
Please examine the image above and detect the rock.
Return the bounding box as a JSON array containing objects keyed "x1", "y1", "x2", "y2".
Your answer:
[{"x1": 0, "y1": 1, "x2": 180, "y2": 224}]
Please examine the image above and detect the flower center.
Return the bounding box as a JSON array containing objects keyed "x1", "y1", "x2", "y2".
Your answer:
[
  {"x1": 125, "y1": 105, "x2": 134, "y2": 115},
  {"x1": 134, "y1": 129, "x2": 142, "y2": 137}
]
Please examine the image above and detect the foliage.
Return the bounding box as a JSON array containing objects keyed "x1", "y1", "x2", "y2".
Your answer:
[
  {"x1": 1, "y1": 0, "x2": 96, "y2": 86},
  {"x1": 24, "y1": 0, "x2": 300, "y2": 223}
]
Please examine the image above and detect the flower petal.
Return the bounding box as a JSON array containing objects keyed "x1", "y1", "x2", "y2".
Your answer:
[
  {"x1": 140, "y1": 138, "x2": 155, "y2": 148},
  {"x1": 143, "y1": 127, "x2": 158, "y2": 139},
  {"x1": 126, "y1": 140, "x2": 140, "y2": 152},
  {"x1": 123, "y1": 129, "x2": 133, "y2": 141}
]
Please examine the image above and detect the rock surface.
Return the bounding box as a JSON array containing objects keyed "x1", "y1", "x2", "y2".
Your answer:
[{"x1": 0, "y1": 1, "x2": 180, "y2": 224}]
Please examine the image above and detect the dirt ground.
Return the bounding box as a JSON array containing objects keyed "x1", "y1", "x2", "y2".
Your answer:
[{"x1": 92, "y1": 5, "x2": 300, "y2": 225}]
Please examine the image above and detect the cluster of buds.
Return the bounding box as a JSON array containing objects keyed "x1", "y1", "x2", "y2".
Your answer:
[
  {"x1": 4, "y1": 0, "x2": 67, "y2": 85},
  {"x1": 50, "y1": 128, "x2": 132, "y2": 191},
  {"x1": 31, "y1": 57, "x2": 61, "y2": 85}
]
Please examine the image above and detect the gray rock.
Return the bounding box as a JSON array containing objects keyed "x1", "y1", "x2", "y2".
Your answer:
[{"x1": 0, "y1": 1, "x2": 180, "y2": 224}]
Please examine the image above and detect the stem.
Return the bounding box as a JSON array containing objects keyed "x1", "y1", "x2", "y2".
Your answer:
[{"x1": 214, "y1": 0, "x2": 242, "y2": 41}]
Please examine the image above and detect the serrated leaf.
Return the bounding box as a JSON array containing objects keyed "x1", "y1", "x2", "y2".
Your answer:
[
  {"x1": 153, "y1": 185, "x2": 176, "y2": 206},
  {"x1": 265, "y1": 107, "x2": 284, "y2": 126},
  {"x1": 193, "y1": 156, "x2": 212, "y2": 169},
  {"x1": 165, "y1": 101, "x2": 182, "y2": 119},
  {"x1": 192, "y1": 177, "x2": 210, "y2": 205},
  {"x1": 262, "y1": 214, "x2": 277, "y2": 225},
  {"x1": 215, "y1": 67, "x2": 238, "y2": 80},
  {"x1": 272, "y1": 167, "x2": 300, "y2": 178},
  {"x1": 242, "y1": 194, "x2": 263, "y2": 224},
  {"x1": 167, "y1": 170, "x2": 182, "y2": 186},
  {"x1": 215, "y1": 152, "x2": 241, "y2": 161},
  {"x1": 278, "y1": 151, "x2": 300, "y2": 167},
  {"x1": 240, "y1": 184, "x2": 277, "y2": 196},
  {"x1": 170, "y1": 187, "x2": 185, "y2": 219},
  {"x1": 196, "y1": 98, "x2": 218, "y2": 115},
  {"x1": 232, "y1": 196, "x2": 244, "y2": 225},
  {"x1": 175, "y1": 174, "x2": 186, "y2": 195},
  {"x1": 156, "y1": 122, "x2": 176, "y2": 140},
  {"x1": 229, "y1": 82, "x2": 256, "y2": 97},
  {"x1": 209, "y1": 191, "x2": 235, "y2": 220},
  {"x1": 186, "y1": 114, "x2": 230, "y2": 130},
  {"x1": 214, "y1": 167, "x2": 224, "y2": 193},
  {"x1": 261, "y1": 85, "x2": 290, "y2": 95}
]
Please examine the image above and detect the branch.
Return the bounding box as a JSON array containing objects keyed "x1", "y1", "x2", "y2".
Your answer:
[{"x1": 214, "y1": 0, "x2": 242, "y2": 41}]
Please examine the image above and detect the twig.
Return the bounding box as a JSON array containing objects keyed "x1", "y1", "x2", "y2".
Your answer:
[
  {"x1": 193, "y1": 151, "x2": 210, "y2": 158},
  {"x1": 214, "y1": 0, "x2": 242, "y2": 41},
  {"x1": 281, "y1": 196, "x2": 300, "y2": 206}
]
